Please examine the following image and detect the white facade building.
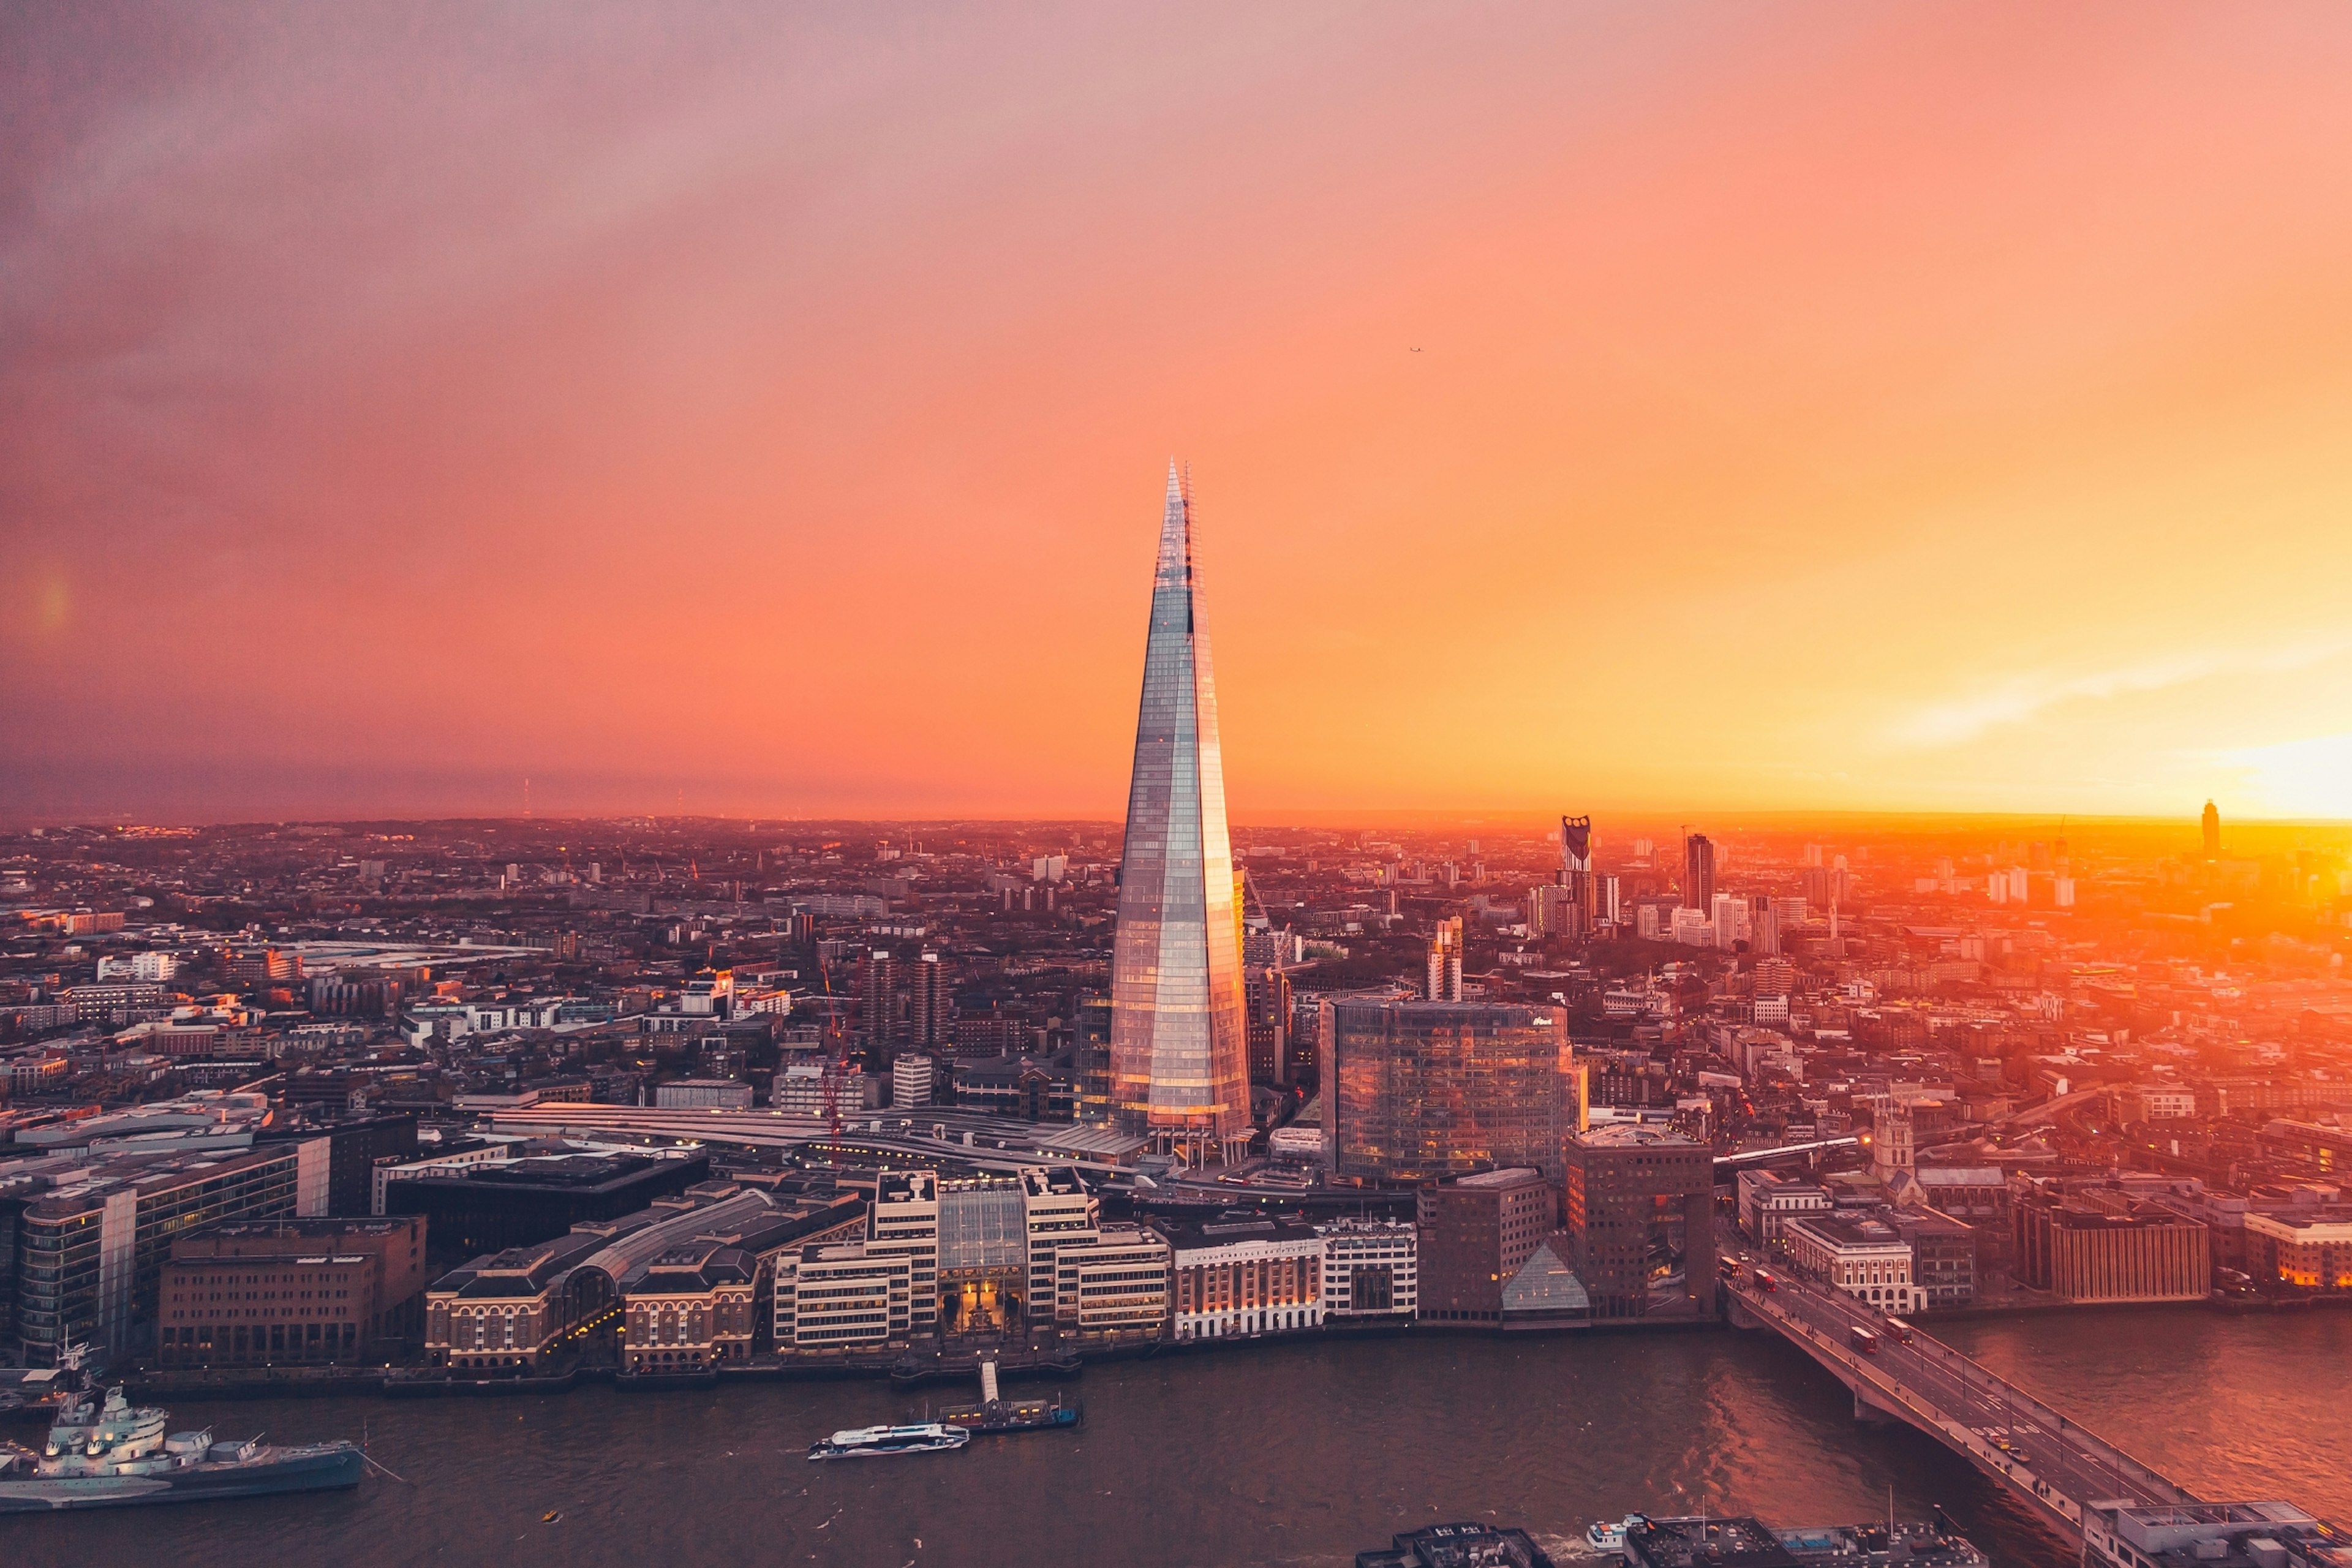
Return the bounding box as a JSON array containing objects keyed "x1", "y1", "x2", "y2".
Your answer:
[
  {"x1": 1316, "y1": 1218, "x2": 1417, "y2": 1318},
  {"x1": 1054, "y1": 1223, "x2": 1171, "y2": 1334},
  {"x1": 96, "y1": 951, "x2": 178, "y2": 982},
  {"x1": 892, "y1": 1054, "x2": 938, "y2": 1110},
  {"x1": 1782, "y1": 1213, "x2": 1924, "y2": 1314},
  {"x1": 1738, "y1": 1169, "x2": 1834, "y2": 1246},
  {"x1": 775, "y1": 1243, "x2": 913, "y2": 1350}
]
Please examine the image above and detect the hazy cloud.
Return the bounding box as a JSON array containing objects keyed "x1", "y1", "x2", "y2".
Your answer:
[{"x1": 1891, "y1": 638, "x2": 2352, "y2": 748}]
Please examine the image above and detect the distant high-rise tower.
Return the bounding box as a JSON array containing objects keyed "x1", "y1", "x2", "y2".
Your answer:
[
  {"x1": 907, "y1": 951, "x2": 947, "y2": 1050},
  {"x1": 1110, "y1": 464, "x2": 1250, "y2": 1163},
  {"x1": 861, "y1": 949, "x2": 900, "y2": 1054},
  {"x1": 1427, "y1": 917, "x2": 1464, "y2": 1002},
  {"x1": 1683, "y1": 833, "x2": 1716, "y2": 911},
  {"x1": 2201, "y1": 800, "x2": 2221, "y2": 859},
  {"x1": 1558, "y1": 814, "x2": 1596, "y2": 939}
]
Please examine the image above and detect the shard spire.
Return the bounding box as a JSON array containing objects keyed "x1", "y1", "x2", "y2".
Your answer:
[{"x1": 1110, "y1": 461, "x2": 1249, "y2": 1161}]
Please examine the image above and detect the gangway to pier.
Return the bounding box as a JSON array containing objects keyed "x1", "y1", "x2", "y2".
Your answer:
[{"x1": 1724, "y1": 1272, "x2": 2193, "y2": 1542}]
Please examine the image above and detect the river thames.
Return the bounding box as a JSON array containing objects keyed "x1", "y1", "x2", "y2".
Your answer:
[{"x1": 12, "y1": 1309, "x2": 2348, "y2": 1567}]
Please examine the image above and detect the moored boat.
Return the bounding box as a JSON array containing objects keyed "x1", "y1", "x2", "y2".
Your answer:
[
  {"x1": 1588, "y1": 1513, "x2": 1649, "y2": 1553},
  {"x1": 0, "y1": 1346, "x2": 365, "y2": 1512},
  {"x1": 933, "y1": 1395, "x2": 1081, "y2": 1436}
]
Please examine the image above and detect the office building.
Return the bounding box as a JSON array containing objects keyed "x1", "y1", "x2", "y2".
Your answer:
[
  {"x1": 2262, "y1": 1120, "x2": 2352, "y2": 1180},
  {"x1": 1324, "y1": 1000, "x2": 1583, "y2": 1183},
  {"x1": 7, "y1": 1142, "x2": 311, "y2": 1363},
  {"x1": 1167, "y1": 1215, "x2": 1324, "y2": 1340},
  {"x1": 1052, "y1": 1222, "x2": 1171, "y2": 1338},
  {"x1": 1737, "y1": 1168, "x2": 1832, "y2": 1246},
  {"x1": 156, "y1": 1216, "x2": 429, "y2": 1367},
  {"x1": 1683, "y1": 834, "x2": 1716, "y2": 910},
  {"x1": 1316, "y1": 1218, "x2": 1417, "y2": 1319},
  {"x1": 858, "y1": 1165, "x2": 1100, "y2": 1336},
  {"x1": 1018, "y1": 1165, "x2": 1100, "y2": 1322},
  {"x1": 864, "y1": 1169, "x2": 946, "y2": 1330},
  {"x1": 892, "y1": 1052, "x2": 939, "y2": 1109},
  {"x1": 1562, "y1": 1125, "x2": 1716, "y2": 1319},
  {"x1": 1416, "y1": 1168, "x2": 1555, "y2": 1325},
  {"x1": 775, "y1": 1243, "x2": 913, "y2": 1352},
  {"x1": 2202, "y1": 799, "x2": 2222, "y2": 859},
  {"x1": 2013, "y1": 1192, "x2": 2210, "y2": 1303},
  {"x1": 1426, "y1": 917, "x2": 1464, "y2": 1001},
  {"x1": 1109, "y1": 464, "x2": 1251, "y2": 1162},
  {"x1": 258, "y1": 1113, "x2": 418, "y2": 1220},
  {"x1": 1781, "y1": 1213, "x2": 1925, "y2": 1314}
]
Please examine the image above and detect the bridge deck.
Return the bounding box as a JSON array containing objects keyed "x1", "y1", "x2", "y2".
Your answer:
[{"x1": 1727, "y1": 1272, "x2": 2192, "y2": 1536}]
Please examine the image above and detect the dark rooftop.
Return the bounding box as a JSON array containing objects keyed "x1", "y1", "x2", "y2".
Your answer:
[
  {"x1": 1356, "y1": 1521, "x2": 1557, "y2": 1568},
  {"x1": 1626, "y1": 1517, "x2": 1803, "y2": 1568}
]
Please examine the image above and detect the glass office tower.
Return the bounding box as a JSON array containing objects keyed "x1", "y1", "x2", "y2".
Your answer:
[
  {"x1": 1325, "y1": 1000, "x2": 1582, "y2": 1183},
  {"x1": 1110, "y1": 464, "x2": 1250, "y2": 1163}
]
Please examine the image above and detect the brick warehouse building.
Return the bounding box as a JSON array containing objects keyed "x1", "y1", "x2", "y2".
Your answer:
[{"x1": 156, "y1": 1216, "x2": 428, "y2": 1366}]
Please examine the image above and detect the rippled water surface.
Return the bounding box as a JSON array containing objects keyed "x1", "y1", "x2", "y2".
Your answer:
[{"x1": 12, "y1": 1310, "x2": 2347, "y2": 1567}]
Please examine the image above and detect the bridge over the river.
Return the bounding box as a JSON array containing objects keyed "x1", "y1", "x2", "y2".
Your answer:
[{"x1": 1726, "y1": 1272, "x2": 2195, "y2": 1540}]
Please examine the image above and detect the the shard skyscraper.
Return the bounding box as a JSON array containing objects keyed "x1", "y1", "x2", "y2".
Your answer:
[{"x1": 1110, "y1": 462, "x2": 1250, "y2": 1163}]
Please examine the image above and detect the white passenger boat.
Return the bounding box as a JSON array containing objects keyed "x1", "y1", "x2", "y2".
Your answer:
[{"x1": 805, "y1": 1422, "x2": 970, "y2": 1460}]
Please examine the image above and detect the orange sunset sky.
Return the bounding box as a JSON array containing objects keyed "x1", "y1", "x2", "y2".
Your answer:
[{"x1": 6, "y1": 4, "x2": 2352, "y2": 824}]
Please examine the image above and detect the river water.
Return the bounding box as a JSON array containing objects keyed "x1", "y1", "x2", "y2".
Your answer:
[{"x1": 12, "y1": 1310, "x2": 2347, "y2": 1567}]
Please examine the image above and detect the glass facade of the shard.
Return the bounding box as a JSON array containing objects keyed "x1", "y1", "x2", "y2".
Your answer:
[{"x1": 1109, "y1": 464, "x2": 1250, "y2": 1157}]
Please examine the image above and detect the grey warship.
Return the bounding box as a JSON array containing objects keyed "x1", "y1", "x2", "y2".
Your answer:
[{"x1": 0, "y1": 1346, "x2": 364, "y2": 1512}]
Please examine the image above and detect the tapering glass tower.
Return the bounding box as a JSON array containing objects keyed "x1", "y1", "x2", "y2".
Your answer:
[{"x1": 1110, "y1": 462, "x2": 1250, "y2": 1163}]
